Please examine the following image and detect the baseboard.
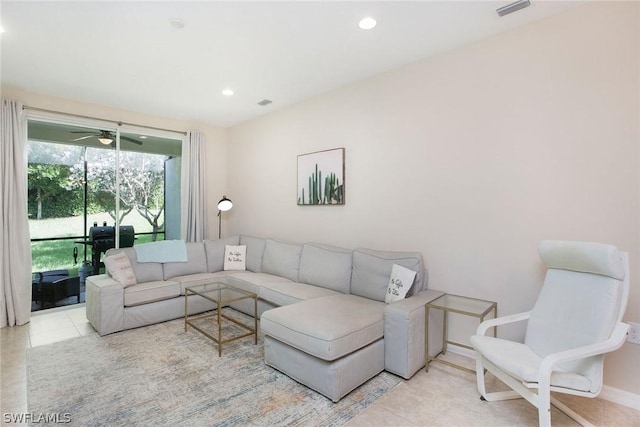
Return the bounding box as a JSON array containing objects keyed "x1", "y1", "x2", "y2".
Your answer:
[
  {"x1": 447, "y1": 343, "x2": 476, "y2": 359},
  {"x1": 599, "y1": 385, "x2": 640, "y2": 411},
  {"x1": 447, "y1": 344, "x2": 640, "y2": 411}
]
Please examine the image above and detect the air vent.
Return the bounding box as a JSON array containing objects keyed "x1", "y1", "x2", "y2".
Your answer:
[
  {"x1": 257, "y1": 99, "x2": 273, "y2": 106},
  {"x1": 497, "y1": 0, "x2": 530, "y2": 17}
]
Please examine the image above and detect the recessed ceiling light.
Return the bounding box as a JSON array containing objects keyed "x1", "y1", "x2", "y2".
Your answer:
[
  {"x1": 169, "y1": 18, "x2": 185, "y2": 29},
  {"x1": 358, "y1": 17, "x2": 377, "y2": 30},
  {"x1": 222, "y1": 89, "x2": 234, "y2": 96}
]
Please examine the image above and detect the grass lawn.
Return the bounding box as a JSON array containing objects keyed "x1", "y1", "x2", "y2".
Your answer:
[
  {"x1": 30, "y1": 212, "x2": 164, "y2": 274},
  {"x1": 29, "y1": 211, "x2": 163, "y2": 239}
]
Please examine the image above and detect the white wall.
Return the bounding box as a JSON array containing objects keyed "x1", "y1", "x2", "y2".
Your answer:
[
  {"x1": 0, "y1": 86, "x2": 228, "y2": 240},
  {"x1": 227, "y1": 2, "x2": 640, "y2": 394}
]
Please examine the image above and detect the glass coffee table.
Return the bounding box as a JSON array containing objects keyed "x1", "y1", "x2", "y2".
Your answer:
[{"x1": 184, "y1": 282, "x2": 258, "y2": 356}]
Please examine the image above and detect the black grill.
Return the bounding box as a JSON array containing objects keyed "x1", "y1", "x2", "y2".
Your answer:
[
  {"x1": 119, "y1": 225, "x2": 135, "y2": 248},
  {"x1": 89, "y1": 226, "x2": 115, "y2": 254},
  {"x1": 89, "y1": 225, "x2": 135, "y2": 272}
]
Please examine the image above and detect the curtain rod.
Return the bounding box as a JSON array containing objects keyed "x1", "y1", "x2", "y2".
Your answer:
[{"x1": 22, "y1": 105, "x2": 188, "y2": 136}]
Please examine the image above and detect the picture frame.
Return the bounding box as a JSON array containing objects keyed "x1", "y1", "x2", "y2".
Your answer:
[{"x1": 297, "y1": 148, "x2": 345, "y2": 205}]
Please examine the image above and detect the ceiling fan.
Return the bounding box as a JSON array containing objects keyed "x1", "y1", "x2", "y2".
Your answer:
[{"x1": 71, "y1": 130, "x2": 142, "y2": 145}]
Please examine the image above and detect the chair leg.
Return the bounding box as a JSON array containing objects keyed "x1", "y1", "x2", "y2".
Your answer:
[
  {"x1": 476, "y1": 354, "x2": 488, "y2": 397},
  {"x1": 537, "y1": 381, "x2": 552, "y2": 427},
  {"x1": 476, "y1": 355, "x2": 528, "y2": 402},
  {"x1": 538, "y1": 402, "x2": 551, "y2": 427},
  {"x1": 476, "y1": 354, "x2": 522, "y2": 401},
  {"x1": 477, "y1": 355, "x2": 595, "y2": 427}
]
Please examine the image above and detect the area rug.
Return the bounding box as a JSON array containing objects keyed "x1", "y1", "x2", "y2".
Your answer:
[{"x1": 27, "y1": 309, "x2": 401, "y2": 426}]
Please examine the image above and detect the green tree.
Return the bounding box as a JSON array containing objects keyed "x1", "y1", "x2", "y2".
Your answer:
[
  {"x1": 28, "y1": 163, "x2": 67, "y2": 219},
  {"x1": 30, "y1": 141, "x2": 167, "y2": 240},
  {"x1": 73, "y1": 149, "x2": 166, "y2": 240},
  {"x1": 28, "y1": 141, "x2": 84, "y2": 219}
]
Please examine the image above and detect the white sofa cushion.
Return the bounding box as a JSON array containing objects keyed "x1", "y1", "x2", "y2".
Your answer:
[
  {"x1": 261, "y1": 239, "x2": 303, "y2": 282},
  {"x1": 162, "y1": 242, "x2": 207, "y2": 280},
  {"x1": 351, "y1": 248, "x2": 425, "y2": 302},
  {"x1": 204, "y1": 235, "x2": 240, "y2": 272},
  {"x1": 226, "y1": 272, "x2": 287, "y2": 296},
  {"x1": 260, "y1": 281, "x2": 341, "y2": 306},
  {"x1": 105, "y1": 247, "x2": 164, "y2": 283},
  {"x1": 168, "y1": 271, "x2": 230, "y2": 295},
  {"x1": 240, "y1": 235, "x2": 266, "y2": 273},
  {"x1": 260, "y1": 294, "x2": 385, "y2": 361},
  {"x1": 124, "y1": 280, "x2": 181, "y2": 307},
  {"x1": 298, "y1": 243, "x2": 352, "y2": 293}
]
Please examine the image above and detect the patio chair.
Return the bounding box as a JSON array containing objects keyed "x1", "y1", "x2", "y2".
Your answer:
[
  {"x1": 32, "y1": 270, "x2": 81, "y2": 308},
  {"x1": 32, "y1": 269, "x2": 70, "y2": 305},
  {"x1": 50, "y1": 276, "x2": 81, "y2": 305}
]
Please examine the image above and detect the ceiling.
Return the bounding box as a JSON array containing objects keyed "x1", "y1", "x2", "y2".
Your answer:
[{"x1": 1, "y1": 1, "x2": 579, "y2": 128}]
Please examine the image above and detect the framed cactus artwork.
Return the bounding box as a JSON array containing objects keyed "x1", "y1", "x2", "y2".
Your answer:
[{"x1": 297, "y1": 148, "x2": 345, "y2": 205}]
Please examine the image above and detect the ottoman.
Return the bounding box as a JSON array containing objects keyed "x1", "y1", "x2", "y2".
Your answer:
[{"x1": 260, "y1": 294, "x2": 386, "y2": 402}]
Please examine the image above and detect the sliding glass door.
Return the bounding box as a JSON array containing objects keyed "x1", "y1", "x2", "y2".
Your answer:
[{"x1": 27, "y1": 118, "x2": 182, "y2": 311}]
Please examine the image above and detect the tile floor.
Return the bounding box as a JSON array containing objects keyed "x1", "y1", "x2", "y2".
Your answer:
[
  {"x1": 1, "y1": 306, "x2": 639, "y2": 426},
  {"x1": 1, "y1": 305, "x2": 97, "y2": 424}
]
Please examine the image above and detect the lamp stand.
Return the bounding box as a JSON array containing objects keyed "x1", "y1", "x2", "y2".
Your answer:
[{"x1": 216, "y1": 195, "x2": 233, "y2": 239}]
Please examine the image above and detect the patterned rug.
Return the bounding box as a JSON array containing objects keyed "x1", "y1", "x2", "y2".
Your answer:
[{"x1": 27, "y1": 309, "x2": 400, "y2": 426}]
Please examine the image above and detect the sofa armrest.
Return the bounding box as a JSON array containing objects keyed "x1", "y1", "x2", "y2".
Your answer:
[
  {"x1": 86, "y1": 274, "x2": 124, "y2": 336},
  {"x1": 384, "y1": 289, "x2": 445, "y2": 379}
]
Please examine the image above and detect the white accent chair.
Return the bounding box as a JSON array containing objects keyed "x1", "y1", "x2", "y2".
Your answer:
[{"x1": 471, "y1": 240, "x2": 630, "y2": 427}]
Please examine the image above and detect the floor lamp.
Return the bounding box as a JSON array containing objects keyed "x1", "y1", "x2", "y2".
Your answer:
[{"x1": 217, "y1": 196, "x2": 233, "y2": 239}]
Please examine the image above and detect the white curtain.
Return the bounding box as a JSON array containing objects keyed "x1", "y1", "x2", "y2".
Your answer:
[
  {"x1": 1, "y1": 99, "x2": 32, "y2": 327},
  {"x1": 180, "y1": 131, "x2": 208, "y2": 242}
]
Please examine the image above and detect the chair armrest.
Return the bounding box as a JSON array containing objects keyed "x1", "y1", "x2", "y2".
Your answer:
[
  {"x1": 476, "y1": 311, "x2": 531, "y2": 336},
  {"x1": 538, "y1": 322, "x2": 630, "y2": 384}
]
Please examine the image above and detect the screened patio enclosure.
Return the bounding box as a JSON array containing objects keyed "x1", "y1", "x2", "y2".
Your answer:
[{"x1": 27, "y1": 119, "x2": 183, "y2": 311}]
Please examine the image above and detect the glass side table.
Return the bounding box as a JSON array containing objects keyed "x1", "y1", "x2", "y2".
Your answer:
[{"x1": 425, "y1": 293, "x2": 497, "y2": 374}]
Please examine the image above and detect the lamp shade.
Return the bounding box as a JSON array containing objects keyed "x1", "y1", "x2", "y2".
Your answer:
[
  {"x1": 217, "y1": 196, "x2": 233, "y2": 212},
  {"x1": 98, "y1": 137, "x2": 113, "y2": 145}
]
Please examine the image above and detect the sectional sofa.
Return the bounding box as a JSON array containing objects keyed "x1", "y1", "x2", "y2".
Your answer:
[{"x1": 86, "y1": 235, "x2": 445, "y2": 401}]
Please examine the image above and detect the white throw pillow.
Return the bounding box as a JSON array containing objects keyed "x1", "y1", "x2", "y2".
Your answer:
[
  {"x1": 385, "y1": 263, "x2": 417, "y2": 303},
  {"x1": 224, "y1": 245, "x2": 247, "y2": 271},
  {"x1": 104, "y1": 252, "x2": 137, "y2": 287}
]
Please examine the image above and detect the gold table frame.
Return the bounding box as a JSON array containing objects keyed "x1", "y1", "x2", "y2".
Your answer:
[
  {"x1": 425, "y1": 293, "x2": 497, "y2": 374},
  {"x1": 184, "y1": 282, "x2": 258, "y2": 356}
]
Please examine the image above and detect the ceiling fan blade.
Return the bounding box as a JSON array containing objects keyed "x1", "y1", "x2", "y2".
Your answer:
[
  {"x1": 120, "y1": 136, "x2": 143, "y2": 145},
  {"x1": 72, "y1": 135, "x2": 95, "y2": 141},
  {"x1": 70, "y1": 131, "x2": 98, "y2": 134}
]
